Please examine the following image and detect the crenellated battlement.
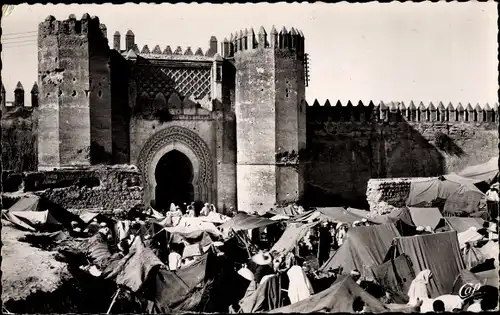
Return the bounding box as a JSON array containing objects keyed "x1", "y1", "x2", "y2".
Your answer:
[
  {"x1": 306, "y1": 100, "x2": 499, "y2": 123},
  {"x1": 38, "y1": 13, "x2": 107, "y2": 39},
  {"x1": 1, "y1": 82, "x2": 39, "y2": 112},
  {"x1": 221, "y1": 26, "x2": 305, "y2": 60},
  {"x1": 113, "y1": 30, "x2": 218, "y2": 61}
]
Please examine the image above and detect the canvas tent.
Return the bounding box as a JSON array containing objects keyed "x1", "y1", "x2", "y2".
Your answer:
[
  {"x1": 294, "y1": 207, "x2": 372, "y2": 224},
  {"x1": 219, "y1": 212, "x2": 277, "y2": 232},
  {"x1": 459, "y1": 156, "x2": 499, "y2": 184},
  {"x1": 320, "y1": 223, "x2": 401, "y2": 275},
  {"x1": 393, "y1": 231, "x2": 466, "y2": 297},
  {"x1": 7, "y1": 195, "x2": 41, "y2": 212},
  {"x1": 365, "y1": 207, "x2": 417, "y2": 236},
  {"x1": 407, "y1": 207, "x2": 443, "y2": 230},
  {"x1": 269, "y1": 204, "x2": 303, "y2": 217},
  {"x1": 270, "y1": 221, "x2": 320, "y2": 256},
  {"x1": 406, "y1": 175, "x2": 485, "y2": 215},
  {"x1": 269, "y1": 275, "x2": 390, "y2": 313},
  {"x1": 366, "y1": 254, "x2": 415, "y2": 304},
  {"x1": 445, "y1": 217, "x2": 485, "y2": 233}
]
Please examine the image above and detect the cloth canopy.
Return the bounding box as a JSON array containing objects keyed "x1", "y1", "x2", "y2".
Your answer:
[
  {"x1": 474, "y1": 269, "x2": 499, "y2": 287},
  {"x1": 459, "y1": 156, "x2": 499, "y2": 184},
  {"x1": 219, "y1": 212, "x2": 277, "y2": 231},
  {"x1": 5, "y1": 210, "x2": 61, "y2": 229},
  {"x1": 406, "y1": 175, "x2": 485, "y2": 214},
  {"x1": 463, "y1": 246, "x2": 487, "y2": 270},
  {"x1": 239, "y1": 274, "x2": 283, "y2": 313},
  {"x1": 270, "y1": 221, "x2": 319, "y2": 256},
  {"x1": 368, "y1": 207, "x2": 417, "y2": 236},
  {"x1": 7, "y1": 195, "x2": 40, "y2": 212},
  {"x1": 393, "y1": 231, "x2": 465, "y2": 298},
  {"x1": 269, "y1": 275, "x2": 389, "y2": 313},
  {"x1": 103, "y1": 236, "x2": 164, "y2": 292},
  {"x1": 407, "y1": 207, "x2": 443, "y2": 230},
  {"x1": 445, "y1": 217, "x2": 485, "y2": 233},
  {"x1": 366, "y1": 254, "x2": 415, "y2": 304},
  {"x1": 164, "y1": 217, "x2": 222, "y2": 237},
  {"x1": 295, "y1": 207, "x2": 370, "y2": 224},
  {"x1": 320, "y1": 223, "x2": 401, "y2": 275},
  {"x1": 457, "y1": 228, "x2": 484, "y2": 250},
  {"x1": 269, "y1": 205, "x2": 303, "y2": 217},
  {"x1": 478, "y1": 241, "x2": 499, "y2": 269}
]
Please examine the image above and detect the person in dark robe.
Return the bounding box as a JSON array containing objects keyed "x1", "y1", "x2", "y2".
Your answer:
[{"x1": 318, "y1": 222, "x2": 333, "y2": 266}]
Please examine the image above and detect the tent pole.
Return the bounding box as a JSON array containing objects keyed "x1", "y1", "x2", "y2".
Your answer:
[{"x1": 107, "y1": 287, "x2": 121, "y2": 314}]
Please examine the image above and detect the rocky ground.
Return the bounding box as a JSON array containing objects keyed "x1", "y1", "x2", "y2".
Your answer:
[{"x1": 1, "y1": 222, "x2": 72, "y2": 303}]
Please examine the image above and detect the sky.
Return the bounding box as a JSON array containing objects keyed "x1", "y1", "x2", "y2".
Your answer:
[{"x1": 1, "y1": 2, "x2": 498, "y2": 106}]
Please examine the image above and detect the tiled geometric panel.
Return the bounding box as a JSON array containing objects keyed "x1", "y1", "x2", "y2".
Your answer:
[
  {"x1": 161, "y1": 67, "x2": 211, "y2": 100},
  {"x1": 135, "y1": 65, "x2": 211, "y2": 100}
]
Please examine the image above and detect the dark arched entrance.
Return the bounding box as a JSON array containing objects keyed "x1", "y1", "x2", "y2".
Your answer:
[{"x1": 154, "y1": 150, "x2": 194, "y2": 211}]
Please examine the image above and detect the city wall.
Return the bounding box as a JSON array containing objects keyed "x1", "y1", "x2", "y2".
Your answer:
[
  {"x1": 2, "y1": 166, "x2": 142, "y2": 210},
  {"x1": 305, "y1": 100, "x2": 498, "y2": 209}
]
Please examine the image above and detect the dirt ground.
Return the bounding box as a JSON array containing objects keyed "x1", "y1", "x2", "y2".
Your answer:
[{"x1": 1, "y1": 221, "x2": 72, "y2": 303}]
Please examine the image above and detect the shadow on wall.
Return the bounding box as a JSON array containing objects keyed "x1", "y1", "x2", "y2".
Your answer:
[
  {"x1": 434, "y1": 131, "x2": 465, "y2": 157},
  {"x1": 304, "y1": 102, "x2": 449, "y2": 209}
]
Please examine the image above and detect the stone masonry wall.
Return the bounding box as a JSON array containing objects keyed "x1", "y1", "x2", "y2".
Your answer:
[
  {"x1": 2, "y1": 166, "x2": 142, "y2": 210},
  {"x1": 1, "y1": 107, "x2": 38, "y2": 172},
  {"x1": 306, "y1": 101, "x2": 498, "y2": 209}
]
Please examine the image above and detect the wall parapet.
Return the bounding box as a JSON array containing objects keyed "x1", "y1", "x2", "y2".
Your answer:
[
  {"x1": 307, "y1": 100, "x2": 499, "y2": 123},
  {"x1": 222, "y1": 26, "x2": 305, "y2": 60},
  {"x1": 39, "y1": 13, "x2": 107, "y2": 38}
]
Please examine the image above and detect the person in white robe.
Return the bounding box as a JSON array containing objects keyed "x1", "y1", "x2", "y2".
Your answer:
[
  {"x1": 407, "y1": 269, "x2": 432, "y2": 307},
  {"x1": 286, "y1": 265, "x2": 314, "y2": 304}
]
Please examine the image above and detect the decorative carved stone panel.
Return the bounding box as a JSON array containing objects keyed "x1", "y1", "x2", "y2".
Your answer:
[
  {"x1": 160, "y1": 67, "x2": 211, "y2": 100},
  {"x1": 135, "y1": 64, "x2": 211, "y2": 101}
]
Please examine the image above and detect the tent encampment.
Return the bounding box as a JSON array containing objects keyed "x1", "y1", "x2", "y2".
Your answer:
[
  {"x1": 459, "y1": 156, "x2": 499, "y2": 184},
  {"x1": 320, "y1": 223, "x2": 401, "y2": 275},
  {"x1": 393, "y1": 231, "x2": 466, "y2": 297},
  {"x1": 269, "y1": 275, "x2": 390, "y2": 313}
]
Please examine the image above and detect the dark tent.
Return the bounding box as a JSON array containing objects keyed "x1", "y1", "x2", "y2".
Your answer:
[
  {"x1": 320, "y1": 224, "x2": 400, "y2": 276},
  {"x1": 393, "y1": 231, "x2": 465, "y2": 297},
  {"x1": 269, "y1": 275, "x2": 390, "y2": 313},
  {"x1": 239, "y1": 273, "x2": 284, "y2": 312},
  {"x1": 141, "y1": 247, "x2": 241, "y2": 313},
  {"x1": 366, "y1": 254, "x2": 415, "y2": 304},
  {"x1": 446, "y1": 217, "x2": 485, "y2": 233}
]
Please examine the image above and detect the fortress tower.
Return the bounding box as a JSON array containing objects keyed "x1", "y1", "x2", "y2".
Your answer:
[
  {"x1": 230, "y1": 26, "x2": 307, "y2": 213},
  {"x1": 37, "y1": 14, "x2": 111, "y2": 169}
]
